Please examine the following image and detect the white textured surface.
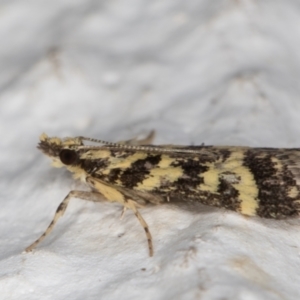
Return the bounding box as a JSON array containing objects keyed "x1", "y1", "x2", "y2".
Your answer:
[{"x1": 1, "y1": 1, "x2": 300, "y2": 299}]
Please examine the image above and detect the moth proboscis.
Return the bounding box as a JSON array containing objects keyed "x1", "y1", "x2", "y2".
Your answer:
[{"x1": 25, "y1": 131, "x2": 300, "y2": 256}]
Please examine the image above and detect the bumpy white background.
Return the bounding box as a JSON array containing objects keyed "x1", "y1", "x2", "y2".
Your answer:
[{"x1": 1, "y1": 1, "x2": 300, "y2": 299}]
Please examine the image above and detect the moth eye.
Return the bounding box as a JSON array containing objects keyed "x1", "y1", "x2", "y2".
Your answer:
[{"x1": 59, "y1": 149, "x2": 77, "y2": 165}]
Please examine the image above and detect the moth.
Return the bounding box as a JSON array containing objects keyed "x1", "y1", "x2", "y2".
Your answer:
[{"x1": 25, "y1": 132, "x2": 300, "y2": 256}]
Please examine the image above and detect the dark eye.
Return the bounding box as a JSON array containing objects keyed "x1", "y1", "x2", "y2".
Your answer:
[{"x1": 59, "y1": 149, "x2": 77, "y2": 165}]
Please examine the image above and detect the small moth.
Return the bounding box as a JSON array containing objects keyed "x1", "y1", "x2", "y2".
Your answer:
[{"x1": 26, "y1": 132, "x2": 300, "y2": 256}]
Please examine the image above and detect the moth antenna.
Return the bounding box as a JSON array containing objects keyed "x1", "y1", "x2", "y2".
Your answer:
[
  {"x1": 76, "y1": 136, "x2": 116, "y2": 145},
  {"x1": 76, "y1": 142, "x2": 206, "y2": 154},
  {"x1": 77, "y1": 136, "x2": 161, "y2": 152},
  {"x1": 76, "y1": 137, "x2": 147, "y2": 150}
]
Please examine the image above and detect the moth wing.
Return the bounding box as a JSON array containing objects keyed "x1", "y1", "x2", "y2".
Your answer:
[
  {"x1": 275, "y1": 150, "x2": 300, "y2": 185},
  {"x1": 86, "y1": 176, "x2": 164, "y2": 206}
]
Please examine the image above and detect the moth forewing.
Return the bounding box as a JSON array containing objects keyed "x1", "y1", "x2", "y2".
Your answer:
[{"x1": 26, "y1": 133, "x2": 300, "y2": 256}]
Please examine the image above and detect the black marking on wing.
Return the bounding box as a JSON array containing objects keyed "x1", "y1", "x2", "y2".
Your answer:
[
  {"x1": 81, "y1": 158, "x2": 109, "y2": 175},
  {"x1": 243, "y1": 149, "x2": 299, "y2": 218},
  {"x1": 120, "y1": 155, "x2": 162, "y2": 188}
]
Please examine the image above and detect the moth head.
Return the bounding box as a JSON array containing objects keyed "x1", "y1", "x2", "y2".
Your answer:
[{"x1": 38, "y1": 133, "x2": 83, "y2": 168}]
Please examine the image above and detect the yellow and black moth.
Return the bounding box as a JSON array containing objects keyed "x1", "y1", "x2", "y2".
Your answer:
[{"x1": 26, "y1": 132, "x2": 300, "y2": 256}]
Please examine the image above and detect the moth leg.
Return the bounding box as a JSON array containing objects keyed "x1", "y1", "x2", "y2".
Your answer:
[
  {"x1": 120, "y1": 207, "x2": 127, "y2": 220},
  {"x1": 125, "y1": 199, "x2": 153, "y2": 257},
  {"x1": 25, "y1": 190, "x2": 104, "y2": 252},
  {"x1": 118, "y1": 130, "x2": 155, "y2": 146},
  {"x1": 136, "y1": 130, "x2": 155, "y2": 145},
  {"x1": 120, "y1": 201, "x2": 144, "y2": 219}
]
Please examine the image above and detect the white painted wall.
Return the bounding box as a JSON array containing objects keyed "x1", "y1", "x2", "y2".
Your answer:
[{"x1": 1, "y1": 1, "x2": 300, "y2": 299}]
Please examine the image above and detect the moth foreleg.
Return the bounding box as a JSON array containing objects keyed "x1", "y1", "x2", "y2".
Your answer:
[
  {"x1": 125, "y1": 199, "x2": 153, "y2": 257},
  {"x1": 25, "y1": 190, "x2": 104, "y2": 252}
]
